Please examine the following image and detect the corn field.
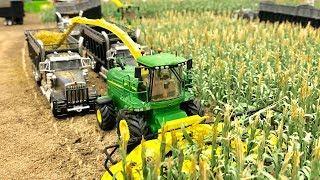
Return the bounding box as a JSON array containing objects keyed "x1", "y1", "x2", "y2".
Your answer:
[
  {"x1": 102, "y1": 0, "x2": 258, "y2": 18},
  {"x1": 125, "y1": 11, "x2": 320, "y2": 179}
]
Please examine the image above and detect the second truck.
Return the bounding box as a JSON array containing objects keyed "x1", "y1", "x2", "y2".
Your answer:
[{"x1": 25, "y1": 28, "x2": 98, "y2": 117}]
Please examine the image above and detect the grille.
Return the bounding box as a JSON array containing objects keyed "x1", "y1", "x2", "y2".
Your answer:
[{"x1": 65, "y1": 83, "x2": 88, "y2": 105}]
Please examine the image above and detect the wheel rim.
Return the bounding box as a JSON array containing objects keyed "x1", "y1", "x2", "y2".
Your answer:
[{"x1": 97, "y1": 109, "x2": 102, "y2": 124}]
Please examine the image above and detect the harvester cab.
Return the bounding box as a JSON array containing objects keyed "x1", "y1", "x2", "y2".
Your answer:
[{"x1": 101, "y1": 53, "x2": 203, "y2": 134}]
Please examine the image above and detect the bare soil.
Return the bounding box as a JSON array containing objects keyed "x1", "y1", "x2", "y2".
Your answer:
[{"x1": 0, "y1": 14, "x2": 116, "y2": 179}]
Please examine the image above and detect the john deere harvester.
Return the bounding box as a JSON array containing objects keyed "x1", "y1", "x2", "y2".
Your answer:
[{"x1": 55, "y1": 17, "x2": 205, "y2": 140}]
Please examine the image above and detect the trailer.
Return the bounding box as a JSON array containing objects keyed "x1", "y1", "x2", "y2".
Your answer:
[
  {"x1": 259, "y1": 1, "x2": 320, "y2": 28},
  {"x1": 55, "y1": 0, "x2": 102, "y2": 20},
  {"x1": 0, "y1": 0, "x2": 24, "y2": 25},
  {"x1": 25, "y1": 28, "x2": 98, "y2": 117},
  {"x1": 79, "y1": 23, "x2": 139, "y2": 74}
]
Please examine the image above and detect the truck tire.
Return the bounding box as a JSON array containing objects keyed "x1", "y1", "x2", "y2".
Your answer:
[
  {"x1": 117, "y1": 111, "x2": 148, "y2": 141},
  {"x1": 16, "y1": 18, "x2": 23, "y2": 25},
  {"x1": 180, "y1": 100, "x2": 205, "y2": 116},
  {"x1": 7, "y1": 20, "x2": 12, "y2": 26},
  {"x1": 96, "y1": 102, "x2": 116, "y2": 131},
  {"x1": 50, "y1": 101, "x2": 59, "y2": 118}
]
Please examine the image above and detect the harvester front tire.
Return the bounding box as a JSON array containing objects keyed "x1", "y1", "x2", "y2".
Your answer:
[
  {"x1": 181, "y1": 100, "x2": 205, "y2": 116},
  {"x1": 117, "y1": 111, "x2": 148, "y2": 140},
  {"x1": 97, "y1": 103, "x2": 116, "y2": 131}
]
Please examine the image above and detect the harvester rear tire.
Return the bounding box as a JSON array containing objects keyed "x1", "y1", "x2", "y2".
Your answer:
[
  {"x1": 181, "y1": 100, "x2": 205, "y2": 116},
  {"x1": 117, "y1": 111, "x2": 148, "y2": 141},
  {"x1": 97, "y1": 103, "x2": 116, "y2": 131}
]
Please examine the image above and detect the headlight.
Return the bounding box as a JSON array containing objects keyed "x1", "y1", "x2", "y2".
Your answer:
[
  {"x1": 46, "y1": 73, "x2": 53, "y2": 79},
  {"x1": 82, "y1": 69, "x2": 88, "y2": 76},
  {"x1": 52, "y1": 74, "x2": 57, "y2": 82},
  {"x1": 83, "y1": 69, "x2": 88, "y2": 81}
]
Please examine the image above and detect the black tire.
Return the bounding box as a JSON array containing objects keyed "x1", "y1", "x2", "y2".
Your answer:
[
  {"x1": 97, "y1": 103, "x2": 116, "y2": 131},
  {"x1": 16, "y1": 18, "x2": 24, "y2": 25},
  {"x1": 117, "y1": 111, "x2": 148, "y2": 141},
  {"x1": 36, "y1": 80, "x2": 41, "y2": 86},
  {"x1": 180, "y1": 100, "x2": 205, "y2": 116},
  {"x1": 50, "y1": 101, "x2": 59, "y2": 118}
]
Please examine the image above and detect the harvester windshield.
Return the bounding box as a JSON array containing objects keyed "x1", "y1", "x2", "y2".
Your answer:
[
  {"x1": 136, "y1": 53, "x2": 191, "y2": 102},
  {"x1": 137, "y1": 65, "x2": 184, "y2": 102},
  {"x1": 150, "y1": 67, "x2": 182, "y2": 101}
]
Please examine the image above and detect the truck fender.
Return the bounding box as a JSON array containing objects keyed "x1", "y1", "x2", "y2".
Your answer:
[{"x1": 96, "y1": 97, "x2": 112, "y2": 106}]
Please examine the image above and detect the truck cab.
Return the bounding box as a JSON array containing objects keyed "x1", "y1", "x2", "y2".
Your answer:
[{"x1": 39, "y1": 52, "x2": 97, "y2": 117}]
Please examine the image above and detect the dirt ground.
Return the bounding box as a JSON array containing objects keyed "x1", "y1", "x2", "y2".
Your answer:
[{"x1": 0, "y1": 14, "x2": 117, "y2": 179}]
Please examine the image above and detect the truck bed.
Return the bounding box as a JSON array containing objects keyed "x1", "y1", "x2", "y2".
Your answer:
[
  {"x1": 259, "y1": 1, "x2": 320, "y2": 28},
  {"x1": 25, "y1": 28, "x2": 79, "y2": 65},
  {"x1": 80, "y1": 24, "x2": 137, "y2": 70}
]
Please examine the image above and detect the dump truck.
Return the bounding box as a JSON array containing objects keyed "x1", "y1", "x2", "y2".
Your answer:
[
  {"x1": 259, "y1": 1, "x2": 320, "y2": 28},
  {"x1": 55, "y1": 0, "x2": 102, "y2": 21},
  {"x1": 0, "y1": 0, "x2": 24, "y2": 26},
  {"x1": 79, "y1": 23, "x2": 139, "y2": 74},
  {"x1": 55, "y1": 17, "x2": 205, "y2": 141},
  {"x1": 25, "y1": 28, "x2": 98, "y2": 117}
]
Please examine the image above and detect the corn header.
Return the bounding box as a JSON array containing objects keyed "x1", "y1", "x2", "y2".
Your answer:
[{"x1": 102, "y1": 115, "x2": 211, "y2": 179}]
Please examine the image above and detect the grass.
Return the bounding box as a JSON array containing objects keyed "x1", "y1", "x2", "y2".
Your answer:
[
  {"x1": 24, "y1": 0, "x2": 52, "y2": 13},
  {"x1": 102, "y1": 0, "x2": 259, "y2": 18}
]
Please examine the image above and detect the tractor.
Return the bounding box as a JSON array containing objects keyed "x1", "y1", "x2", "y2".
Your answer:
[{"x1": 55, "y1": 17, "x2": 205, "y2": 140}]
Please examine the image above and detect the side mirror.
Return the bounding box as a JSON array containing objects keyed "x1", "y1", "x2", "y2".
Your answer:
[
  {"x1": 187, "y1": 59, "x2": 192, "y2": 70},
  {"x1": 39, "y1": 62, "x2": 50, "y2": 72},
  {"x1": 135, "y1": 67, "x2": 142, "y2": 79},
  {"x1": 81, "y1": 58, "x2": 92, "y2": 68}
]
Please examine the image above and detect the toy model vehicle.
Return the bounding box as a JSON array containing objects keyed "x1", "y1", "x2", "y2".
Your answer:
[
  {"x1": 25, "y1": 28, "x2": 98, "y2": 117},
  {"x1": 0, "y1": 0, "x2": 24, "y2": 26},
  {"x1": 79, "y1": 23, "x2": 139, "y2": 74},
  {"x1": 56, "y1": 17, "x2": 205, "y2": 140},
  {"x1": 55, "y1": 0, "x2": 102, "y2": 21},
  {"x1": 259, "y1": 1, "x2": 320, "y2": 28}
]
